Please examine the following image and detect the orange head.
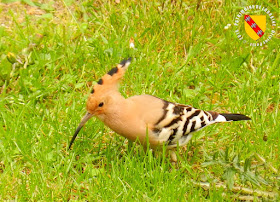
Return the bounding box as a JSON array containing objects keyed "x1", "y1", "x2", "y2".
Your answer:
[{"x1": 69, "y1": 58, "x2": 131, "y2": 149}]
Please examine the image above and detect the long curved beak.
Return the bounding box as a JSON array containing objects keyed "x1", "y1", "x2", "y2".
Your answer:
[{"x1": 69, "y1": 112, "x2": 93, "y2": 149}]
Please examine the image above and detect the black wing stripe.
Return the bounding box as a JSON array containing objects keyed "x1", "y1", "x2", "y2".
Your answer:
[
  {"x1": 182, "y1": 118, "x2": 190, "y2": 136},
  {"x1": 168, "y1": 128, "x2": 178, "y2": 142},
  {"x1": 173, "y1": 105, "x2": 184, "y2": 115},
  {"x1": 190, "y1": 121, "x2": 196, "y2": 133},
  {"x1": 200, "y1": 115, "x2": 204, "y2": 121},
  {"x1": 182, "y1": 110, "x2": 201, "y2": 135},
  {"x1": 155, "y1": 101, "x2": 169, "y2": 125},
  {"x1": 201, "y1": 121, "x2": 206, "y2": 128},
  {"x1": 164, "y1": 116, "x2": 182, "y2": 128}
]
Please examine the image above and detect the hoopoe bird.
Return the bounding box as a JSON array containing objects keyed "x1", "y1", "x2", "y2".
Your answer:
[{"x1": 69, "y1": 58, "x2": 251, "y2": 161}]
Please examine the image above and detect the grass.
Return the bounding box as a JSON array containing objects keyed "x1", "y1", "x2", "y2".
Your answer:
[{"x1": 0, "y1": 0, "x2": 279, "y2": 200}]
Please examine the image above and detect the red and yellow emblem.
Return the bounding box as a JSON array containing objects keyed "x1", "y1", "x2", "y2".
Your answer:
[{"x1": 244, "y1": 15, "x2": 266, "y2": 40}]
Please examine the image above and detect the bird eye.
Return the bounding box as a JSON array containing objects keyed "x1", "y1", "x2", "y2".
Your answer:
[{"x1": 98, "y1": 102, "x2": 104, "y2": 107}]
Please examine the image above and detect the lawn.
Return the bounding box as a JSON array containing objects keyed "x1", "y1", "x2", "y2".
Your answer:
[{"x1": 0, "y1": 0, "x2": 279, "y2": 200}]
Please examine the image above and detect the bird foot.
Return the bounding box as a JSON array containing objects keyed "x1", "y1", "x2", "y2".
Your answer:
[{"x1": 170, "y1": 150, "x2": 177, "y2": 163}]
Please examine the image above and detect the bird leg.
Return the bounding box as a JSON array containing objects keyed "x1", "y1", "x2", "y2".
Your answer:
[{"x1": 169, "y1": 150, "x2": 177, "y2": 163}]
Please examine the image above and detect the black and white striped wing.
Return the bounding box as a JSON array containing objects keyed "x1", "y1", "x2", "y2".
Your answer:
[{"x1": 152, "y1": 101, "x2": 221, "y2": 148}]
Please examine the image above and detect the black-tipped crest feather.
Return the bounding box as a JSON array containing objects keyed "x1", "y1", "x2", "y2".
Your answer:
[
  {"x1": 97, "y1": 79, "x2": 103, "y2": 85},
  {"x1": 107, "y1": 67, "x2": 118, "y2": 76},
  {"x1": 120, "y1": 57, "x2": 132, "y2": 67}
]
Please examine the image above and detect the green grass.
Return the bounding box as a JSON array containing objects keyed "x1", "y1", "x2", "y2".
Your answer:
[{"x1": 0, "y1": 0, "x2": 279, "y2": 200}]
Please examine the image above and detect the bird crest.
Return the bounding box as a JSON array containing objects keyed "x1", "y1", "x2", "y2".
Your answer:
[
  {"x1": 88, "y1": 56, "x2": 131, "y2": 96},
  {"x1": 92, "y1": 58, "x2": 131, "y2": 92},
  {"x1": 86, "y1": 58, "x2": 131, "y2": 116},
  {"x1": 87, "y1": 58, "x2": 131, "y2": 113}
]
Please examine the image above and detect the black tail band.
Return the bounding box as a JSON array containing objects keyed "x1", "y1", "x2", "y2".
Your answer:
[{"x1": 220, "y1": 113, "x2": 251, "y2": 121}]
